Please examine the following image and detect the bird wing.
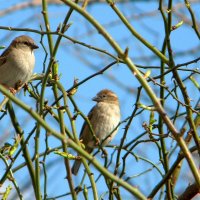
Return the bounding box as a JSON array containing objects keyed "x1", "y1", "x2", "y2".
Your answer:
[
  {"x1": 79, "y1": 106, "x2": 96, "y2": 153},
  {"x1": 71, "y1": 107, "x2": 96, "y2": 175},
  {"x1": 0, "y1": 56, "x2": 7, "y2": 66},
  {"x1": 79, "y1": 106, "x2": 95, "y2": 139},
  {"x1": 0, "y1": 47, "x2": 10, "y2": 66}
]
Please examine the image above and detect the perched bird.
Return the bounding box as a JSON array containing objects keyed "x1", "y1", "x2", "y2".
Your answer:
[
  {"x1": 72, "y1": 89, "x2": 121, "y2": 175},
  {"x1": 0, "y1": 35, "x2": 38, "y2": 93}
]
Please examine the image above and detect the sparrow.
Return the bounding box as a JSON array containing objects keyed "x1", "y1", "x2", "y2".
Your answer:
[
  {"x1": 0, "y1": 35, "x2": 38, "y2": 93},
  {"x1": 72, "y1": 89, "x2": 121, "y2": 175}
]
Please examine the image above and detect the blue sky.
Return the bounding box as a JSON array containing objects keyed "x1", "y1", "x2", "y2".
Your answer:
[{"x1": 0, "y1": 1, "x2": 200, "y2": 199}]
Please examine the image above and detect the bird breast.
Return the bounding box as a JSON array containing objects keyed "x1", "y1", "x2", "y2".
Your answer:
[
  {"x1": 0, "y1": 47, "x2": 35, "y2": 88},
  {"x1": 88, "y1": 102, "x2": 120, "y2": 147},
  {"x1": 11, "y1": 47, "x2": 35, "y2": 78}
]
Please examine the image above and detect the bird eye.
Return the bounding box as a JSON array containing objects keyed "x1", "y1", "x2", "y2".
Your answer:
[{"x1": 24, "y1": 42, "x2": 29, "y2": 45}]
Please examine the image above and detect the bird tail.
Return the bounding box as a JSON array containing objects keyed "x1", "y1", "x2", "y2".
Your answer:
[{"x1": 71, "y1": 160, "x2": 82, "y2": 175}]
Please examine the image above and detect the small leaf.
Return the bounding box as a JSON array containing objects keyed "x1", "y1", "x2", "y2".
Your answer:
[
  {"x1": 171, "y1": 21, "x2": 184, "y2": 31},
  {"x1": 143, "y1": 70, "x2": 151, "y2": 79},
  {"x1": 185, "y1": 1, "x2": 190, "y2": 8},
  {"x1": 194, "y1": 114, "x2": 200, "y2": 127},
  {"x1": 124, "y1": 47, "x2": 129, "y2": 58},
  {"x1": 69, "y1": 78, "x2": 79, "y2": 96},
  {"x1": 166, "y1": 9, "x2": 171, "y2": 13},
  {"x1": 54, "y1": 150, "x2": 76, "y2": 159},
  {"x1": 149, "y1": 111, "x2": 156, "y2": 132},
  {"x1": 137, "y1": 103, "x2": 156, "y2": 111},
  {"x1": 62, "y1": 23, "x2": 72, "y2": 33},
  {"x1": 2, "y1": 185, "x2": 12, "y2": 200},
  {"x1": 8, "y1": 135, "x2": 21, "y2": 157},
  {"x1": 190, "y1": 76, "x2": 200, "y2": 90},
  {"x1": 83, "y1": 185, "x2": 88, "y2": 200},
  {"x1": 0, "y1": 46, "x2": 5, "y2": 50}
]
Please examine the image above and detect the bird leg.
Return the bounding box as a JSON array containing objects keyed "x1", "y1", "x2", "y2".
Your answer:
[
  {"x1": 23, "y1": 83, "x2": 29, "y2": 91},
  {"x1": 101, "y1": 148, "x2": 108, "y2": 158},
  {"x1": 95, "y1": 138, "x2": 100, "y2": 146},
  {"x1": 0, "y1": 83, "x2": 16, "y2": 95},
  {"x1": 14, "y1": 80, "x2": 24, "y2": 92},
  {"x1": 8, "y1": 80, "x2": 25, "y2": 94}
]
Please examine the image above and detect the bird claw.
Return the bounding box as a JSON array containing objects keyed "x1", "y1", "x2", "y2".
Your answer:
[
  {"x1": 9, "y1": 87, "x2": 17, "y2": 95},
  {"x1": 14, "y1": 80, "x2": 24, "y2": 91},
  {"x1": 95, "y1": 138, "x2": 100, "y2": 146},
  {"x1": 1, "y1": 80, "x2": 24, "y2": 95}
]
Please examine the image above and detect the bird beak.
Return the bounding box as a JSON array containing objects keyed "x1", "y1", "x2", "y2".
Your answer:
[
  {"x1": 31, "y1": 44, "x2": 39, "y2": 49},
  {"x1": 92, "y1": 96, "x2": 99, "y2": 102}
]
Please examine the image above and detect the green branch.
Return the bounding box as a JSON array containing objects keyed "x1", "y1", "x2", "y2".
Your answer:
[{"x1": 59, "y1": 0, "x2": 200, "y2": 188}]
